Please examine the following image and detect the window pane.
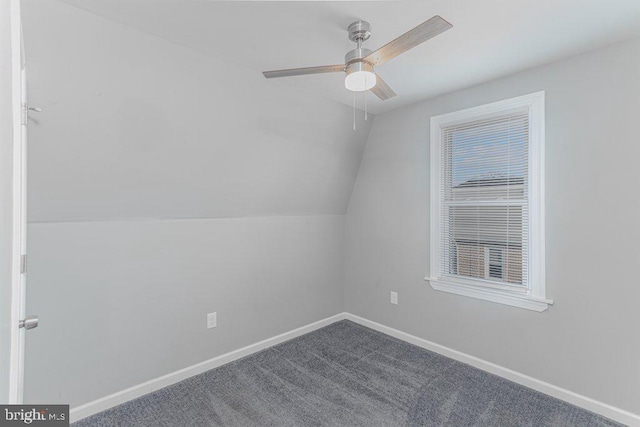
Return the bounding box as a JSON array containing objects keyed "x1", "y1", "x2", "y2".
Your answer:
[{"x1": 440, "y1": 112, "x2": 529, "y2": 287}]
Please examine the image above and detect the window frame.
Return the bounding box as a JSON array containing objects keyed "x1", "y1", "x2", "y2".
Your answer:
[{"x1": 426, "y1": 92, "x2": 551, "y2": 312}]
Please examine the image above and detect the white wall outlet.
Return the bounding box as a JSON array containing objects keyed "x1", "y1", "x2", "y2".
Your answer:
[
  {"x1": 390, "y1": 291, "x2": 398, "y2": 305},
  {"x1": 207, "y1": 312, "x2": 217, "y2": 329}
]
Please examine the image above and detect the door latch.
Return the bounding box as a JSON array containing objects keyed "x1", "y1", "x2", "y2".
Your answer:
[{"x1": 19, "y1": 315, "x2": 38, "y2": 330}]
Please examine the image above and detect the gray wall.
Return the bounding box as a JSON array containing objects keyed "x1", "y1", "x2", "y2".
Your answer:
[
  {"x1": 345, "y1": 37, "x2": 640, "y2": 415},
  {"x1": 22, "y1": 0, "x2": 365, "y2": 407},
  {"x1": 26, "y1": 216, "x2": 344, "y2": 406}
]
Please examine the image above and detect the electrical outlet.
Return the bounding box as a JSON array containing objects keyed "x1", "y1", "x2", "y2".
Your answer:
[
  {"x1": 207, "y1": 312, "x2": 217, "y2": 329},
  {"x1": 390, "y1": 291, "x2": 398, "y2": 305}
]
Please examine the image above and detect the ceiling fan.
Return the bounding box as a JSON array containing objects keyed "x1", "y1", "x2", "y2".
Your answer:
[{"x1": 262, "y1": 16, "x2": 453, "y2": 101}]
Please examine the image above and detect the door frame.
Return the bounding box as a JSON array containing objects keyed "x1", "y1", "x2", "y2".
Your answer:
[{"x1": 7, "y1": 0, "x2": 25, "y2": 404}]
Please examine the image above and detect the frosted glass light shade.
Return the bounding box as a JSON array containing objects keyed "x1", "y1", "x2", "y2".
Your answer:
[
  {"x1": 344, "y1": 62, "x2": 376, "y2": 92},
  {"x1": 345, "y1": 70, "x2": 376, "y2": 92}
]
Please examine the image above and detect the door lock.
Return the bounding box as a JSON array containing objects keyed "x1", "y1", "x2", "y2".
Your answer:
[{"x1": 19, "y1": 315, "x2": 38, "y2": 330}]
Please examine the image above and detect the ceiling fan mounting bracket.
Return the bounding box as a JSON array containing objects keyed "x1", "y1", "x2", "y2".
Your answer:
[{"x1": 348, "y1": 21, "x2": 371, "y2": 43}]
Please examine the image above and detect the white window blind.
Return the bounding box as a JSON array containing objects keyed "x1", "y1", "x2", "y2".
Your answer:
[{"x1": 439, "y1": 110, "x2": 529, "y2": 289}]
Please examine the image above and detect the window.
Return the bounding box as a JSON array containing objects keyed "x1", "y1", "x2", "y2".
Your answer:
[{"x1": 427, "y1": 92, "x2": 551, "y2": 311}]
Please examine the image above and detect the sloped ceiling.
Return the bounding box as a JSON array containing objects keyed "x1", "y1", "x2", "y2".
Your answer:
[
  {"x1": 23, "y1": 0, "x2": 640, "y2": 222},
  {"x1": 58, "y1": 0, "x2": 640, "y2": 115},
  {"x1": 23, "y1": 0, "x2": 372, "y2": 222}
]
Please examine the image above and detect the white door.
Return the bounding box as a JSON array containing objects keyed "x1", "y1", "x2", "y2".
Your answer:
[{"x1": 1, "y1": 0, "x2": 29, "y2": 404}]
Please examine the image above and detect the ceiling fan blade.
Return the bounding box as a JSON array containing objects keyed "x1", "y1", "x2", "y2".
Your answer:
[
  {"x1": 263, "y1": 64, "x2": 344, "y2": 79},
  {"x1": 364, "y1": 16, "x2": 452, "y2": 66},
  {"x1": 370, "y1": 74, "x2": 396, "y2": 100}
]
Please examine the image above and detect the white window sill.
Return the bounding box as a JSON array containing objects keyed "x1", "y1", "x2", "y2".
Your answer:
[{"x1": 424, "y1": 277, "x2": 553, "y2": 312}]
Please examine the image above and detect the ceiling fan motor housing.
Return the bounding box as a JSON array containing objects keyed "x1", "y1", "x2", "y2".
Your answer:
[
  {"x1": 345, "y1": 47, "x2": 374, "y2": 74},
  {"x1": 345, "y1": 47, "x2": 372, "y2": 65}
]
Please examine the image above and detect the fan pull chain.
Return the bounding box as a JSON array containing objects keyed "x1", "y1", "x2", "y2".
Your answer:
[
  {"x1": 353, "y1": 91, "x2": 356, "y2": 131},
  {"x1": 364, "y1": 85, "x2": 368, "y2": 122},
  {"x1": 364, "y1": 90, "x2": 367, "y2": 122}
]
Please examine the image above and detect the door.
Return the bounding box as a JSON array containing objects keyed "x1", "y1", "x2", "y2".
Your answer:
[
  {"x1": 1, "y1": 0, "x2": 31, "y2": 404},
  {"x1": 13, "y1": 23, "x2": 30, "y2": 404}
]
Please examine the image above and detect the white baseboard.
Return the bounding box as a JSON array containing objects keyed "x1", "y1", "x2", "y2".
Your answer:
[
  {"x1": 71, "y1": 312, "x2": 639, "y2": 426},
  {"x1": 345, "y1": 313, "x2": 640, "y2": 427},
  {"x1": 70, "y1": 312, "x2": 346, "y2": 423}
]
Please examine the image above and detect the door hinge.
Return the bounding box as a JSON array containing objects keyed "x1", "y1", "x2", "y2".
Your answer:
[
  {"x1": 22, "y1": 104, "x2": 41, "y2": 125},
  {"x1": 20, "y1": 254, "x2": 27, "y2": 274},
  {"x1": 21, "y1": 103, "x2": 28, "y2": 126}
]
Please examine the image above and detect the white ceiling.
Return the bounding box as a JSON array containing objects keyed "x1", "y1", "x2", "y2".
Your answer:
[{"x1": 58, "y1": 0, "x2": 640, "y2": 115}]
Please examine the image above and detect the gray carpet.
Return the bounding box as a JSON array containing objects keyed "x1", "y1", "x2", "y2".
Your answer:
[{"x1": 73, "y1": 320, "x2": 622, "y2": 426}]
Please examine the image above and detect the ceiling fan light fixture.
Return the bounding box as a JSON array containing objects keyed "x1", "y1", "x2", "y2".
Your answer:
[
  {"x1": 344, "y1": 62, "x2": 376, "y2": 92},
  {"x1": 263, "y1": 15, "x2": 453, "y2": 103}
]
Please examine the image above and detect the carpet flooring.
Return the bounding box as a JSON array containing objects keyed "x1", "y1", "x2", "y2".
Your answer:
[{"x1": 73, "y1": 320, "x2": 622, "y2": 426}]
